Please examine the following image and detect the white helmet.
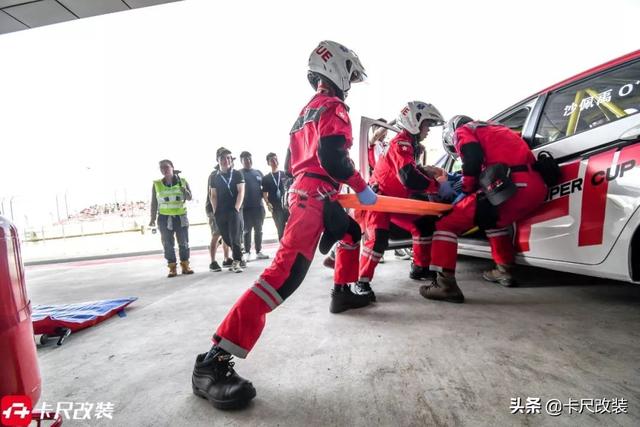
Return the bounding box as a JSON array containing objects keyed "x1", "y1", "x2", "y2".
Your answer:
[
  {"x1": 442, "y1": 115, "x2": 474, "y2": 157},
  {"x1": 396, "y1": 101, "x2": 445, "y2": 135},
  {"x1": 308, "y1": 40, "x2": 366, "y2": 95}
]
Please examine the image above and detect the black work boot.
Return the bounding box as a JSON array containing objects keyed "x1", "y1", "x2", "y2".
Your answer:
[
  {"x1": 482, "y1": 264, "x2": 516, "y2": 287},
  {"x1": 419, "y1": 273, "x2": 465, "y2": 303},
  {"x1": 409, "y1": 262, "x2": 434, "y2": 281},
  {"x1": 330, "y1": 285, "x2": 371, "y2": 314},
  {"x1": 192, "y1": 350, "x2": 256, "y2": 410},
  {"x1": 354, "y1": 281, "x2": 376, "y2": 302}
]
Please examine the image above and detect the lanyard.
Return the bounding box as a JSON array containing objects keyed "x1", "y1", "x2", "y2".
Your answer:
[
  {"x1": 219, "y1": 168, "x2": 234, "y2": 197},
  {"x1": 272, "y1": 171, "x2": 281, "y2": 188},
  {"x1": 272, "y1": 171, "x2": 282, "y2": 199}
]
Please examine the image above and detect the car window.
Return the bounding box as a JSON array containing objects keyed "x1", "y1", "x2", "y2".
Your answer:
[
  {"x1": 499, "y1": 108, "x2": 530, "y2": 134},
  {"x1": 533, "y1": 59, "x2": 640, "y2": 148},
  {"x1": 358, "y1": 117, "x2": 400, "y2": 182},
  {"x1": 494, "y1": 101, "x2": 535, "y2": 135}
]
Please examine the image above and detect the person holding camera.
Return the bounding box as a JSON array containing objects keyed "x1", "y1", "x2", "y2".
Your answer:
[{"x1": 149, "y1": 159, "x2": 194, "y2": 277}]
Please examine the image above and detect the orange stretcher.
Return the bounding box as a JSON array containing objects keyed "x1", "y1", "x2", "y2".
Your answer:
[{"x1": 337, "y1": 194, "x2": 451, "y2": 216}]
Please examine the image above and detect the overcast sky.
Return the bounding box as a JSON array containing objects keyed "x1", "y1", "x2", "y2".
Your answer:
[{"x1": 1, "y1": 0, "x2": 639, "y2": 226}]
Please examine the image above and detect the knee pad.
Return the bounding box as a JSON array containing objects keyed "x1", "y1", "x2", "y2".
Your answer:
[
  {"x1": 277, "y1": 253, "x2": 313, "y2": 301},
  {"x1": 346, "y1": 216, "x2": 362, "y2": 244},
  {"x1": 388, "y1": 222, "x2": 411, "y2": 240},
  {"x1": 475, "y1": 194, "x2": 499, "y2": 230},
  {"x1": 414, "y1": 215, "x2": 435, "y2": 236},
  {"x1": 372, "y1": 229, "x2": 390, "y2": 254},
  {"x1": 319, "y1": 199, "x2": 350, "y2": 255}
]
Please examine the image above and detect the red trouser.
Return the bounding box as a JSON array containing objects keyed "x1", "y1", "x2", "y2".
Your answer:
[
  {"x1": 430, "y1": 174, "x2": 547, "y2": 273},
  {"x1": 213, "y1": 176, "x2": 354, "y2": 358},
  {"x1": 333, "y1": 208, "x2": 363, "y2": 284},
  {"x1": 358, "y1": 210, "x2": 432, "y2": 283},
  {"x1": 334, "y1": 234, "x2": 360, "y2": 284}
]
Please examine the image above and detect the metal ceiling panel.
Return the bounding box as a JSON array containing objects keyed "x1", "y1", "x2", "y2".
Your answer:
[
  {"x1": 0, "y1": 1, "x2": 29, "y2": 8},
  {"x1": 124, "y1": 0, "x2": 177, "y2": 8},
  {"x1": 58, "y1": 0, "x2": 129, "y2": 18},
  {"x1": 0, "y1": 0, "x2": 182, "y2": 35},
  {"x1": 0, "y1": 9, "x2": 27, "y2": 33},
  {"x1": 4, "y1": 0, "x2": 76, "y2": 28}
]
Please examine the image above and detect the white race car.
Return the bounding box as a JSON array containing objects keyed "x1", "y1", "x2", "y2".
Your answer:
[{"x1": 359, "y1": 49, "x2": 640, "y2": 283}]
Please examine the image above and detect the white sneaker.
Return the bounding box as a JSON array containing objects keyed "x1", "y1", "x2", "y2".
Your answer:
[
  {"x1": 394, "y1": 249, "x2": 411, "y2": 260},
  {"x1": 231, "y1": 260, "x2": 243, "y2": 273},
  {"x1": 255, "y1": 252, "x2": 269, "y2": 260}
]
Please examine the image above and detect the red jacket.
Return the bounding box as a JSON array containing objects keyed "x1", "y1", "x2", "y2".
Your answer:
[
  {"x1": 454, "y1": 122, "x2": 538, "y2": 193},
  {"x1": 371, "y1": 129, "x2": 437, "y2": 198},
  {"x1": 287, "y1": 93, "x2": 366, "y2": 193}
]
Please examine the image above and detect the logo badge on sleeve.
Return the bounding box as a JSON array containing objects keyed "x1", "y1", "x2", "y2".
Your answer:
[{"x1": 336, "y1": 106, "x2": 349, "y2": 124}]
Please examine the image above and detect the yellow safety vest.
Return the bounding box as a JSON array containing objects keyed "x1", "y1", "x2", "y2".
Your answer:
[{"x1": 154, "y1": 178, "x2": 188, "y2": 216}]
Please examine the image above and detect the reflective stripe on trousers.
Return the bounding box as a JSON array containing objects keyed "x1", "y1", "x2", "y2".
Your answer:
[{"x1": 213, "y1": 176, "x2": 355, "y2": 358}]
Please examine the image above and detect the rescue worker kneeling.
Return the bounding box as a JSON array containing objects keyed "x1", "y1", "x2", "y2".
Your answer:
[
  {"x1": 356, "y1": 101, "x2": 450, "y2": 301},
  {"x1": 421, "y1": 115, "x2": 548, "y2": 303}
]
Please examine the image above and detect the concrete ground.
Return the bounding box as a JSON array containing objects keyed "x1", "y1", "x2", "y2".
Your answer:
[{"x1": 26, "y1": 246, "x2": 640, "y2": 426}]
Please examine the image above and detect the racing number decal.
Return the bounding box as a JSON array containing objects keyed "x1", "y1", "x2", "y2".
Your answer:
[{"x1": 516, "y1": 144, "x2": 639, "y2": 252}]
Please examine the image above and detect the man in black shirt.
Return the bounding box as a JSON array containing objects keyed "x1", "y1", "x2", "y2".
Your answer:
[
  {"x1": 209, "y1": 147, "x2": 245, "y2": 273},
  {"x1": 261, "y1": 152, "x2": 289, "y2": 240},
  {"x1": 206, "y1": 165, "x2": 232, "y2": 271},
  {"x1": 239, "y1": 151, "x2": 269, "y2": 260}
]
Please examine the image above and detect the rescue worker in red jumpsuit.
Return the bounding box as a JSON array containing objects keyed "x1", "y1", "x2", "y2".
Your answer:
[
  {"x1": 191, "y1": 40, "x2": 376, "y2": 410},
  {"x1": 420, "y1": 115, "x2": 548, "y2": 303},
  {"x1": 355, "y1": 101, "x2": 452, "y2": 301}
]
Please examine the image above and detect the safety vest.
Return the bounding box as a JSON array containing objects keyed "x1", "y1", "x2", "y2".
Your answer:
[{"x1": 154, "y1": 178, "x2": 188, "y2": 216}]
